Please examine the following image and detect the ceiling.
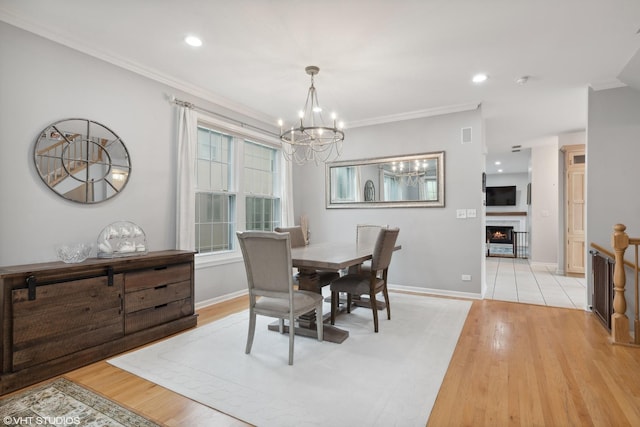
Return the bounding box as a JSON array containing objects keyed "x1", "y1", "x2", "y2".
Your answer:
[{"x1": 2, "y1": 0, "x2": 639, "y2": 172}]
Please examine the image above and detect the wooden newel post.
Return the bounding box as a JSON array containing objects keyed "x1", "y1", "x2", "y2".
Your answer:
[{"x1": 611, "y1": 223, "x2": 630, "y2": 344}]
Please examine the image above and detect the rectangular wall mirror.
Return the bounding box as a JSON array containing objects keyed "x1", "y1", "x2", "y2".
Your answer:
[{"x1": 326, "y1": 151, "x2": 445, "y2": 208}]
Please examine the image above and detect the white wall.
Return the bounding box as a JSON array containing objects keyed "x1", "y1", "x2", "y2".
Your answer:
[
  {"x1": 292, "y1": 110, "x2": 485, "y2": 297},
  {"x1": 587, "y1": 86, "x2": 640, "y2": 312},
  {"x1": 530, "y1": 140, "x2": 560, "y2": 265},
  {"x1": 0, "y1": 22, "x2": 272, "y2": 303}
]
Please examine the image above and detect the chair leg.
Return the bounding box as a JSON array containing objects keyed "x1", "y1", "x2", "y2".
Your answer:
[
  {"x1": 288, "y1": 312, "x2": 295, "y2": 365},
  {"x1": 316, "y1": 301, "x2": 324, "y2": 342},
  {"x1": 279, "y1": 318, "x2": 285, "y2": 334},
  {"x1": 347, "y1": 293, "x2": 352, "y2": 313},
  {"x1": 383, "y1": 285, "x2": 391, "y2": 320},
  {"x1": 370, "y1": 290, "x2": 379, "y2": 332},
  {"x1": 331, "y1": 291, "x2": 337, "y2": 325},
  {"x1": 246, "y1": 310, "x2": 256, "y2": 354}
]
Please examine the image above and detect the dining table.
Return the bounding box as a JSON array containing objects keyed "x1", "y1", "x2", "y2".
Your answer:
[{"x1": 266, "y1": 240, "x2": 401, "y2": 343}]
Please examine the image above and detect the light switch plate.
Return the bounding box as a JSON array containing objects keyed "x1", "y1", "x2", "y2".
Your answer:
[
  {"x1": 466, "y1": 209, "x2": 477, "y2": 218},
  {"x1": 456, "y1": 209, "x2": 467, "y2": 219}
]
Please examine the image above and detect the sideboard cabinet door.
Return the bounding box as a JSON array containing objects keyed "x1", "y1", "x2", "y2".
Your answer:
[{"x1": 11, "y1": 274, "x2": 124, "y2": 371}]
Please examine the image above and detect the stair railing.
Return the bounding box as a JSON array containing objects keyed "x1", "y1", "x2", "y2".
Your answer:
[{"x1": 610, "y1": 223, "x2": 640, "y2": 346}]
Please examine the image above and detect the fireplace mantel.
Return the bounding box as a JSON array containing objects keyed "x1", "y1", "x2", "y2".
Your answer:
[{"x1": 486, "y1": 211, "x2": 527, "y2": 216}]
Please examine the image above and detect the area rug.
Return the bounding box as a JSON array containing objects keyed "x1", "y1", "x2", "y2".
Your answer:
[
  {"x1": 0, "y1": 377, "x2": 160, "y2": 426},
  {"x1": 108, "y1": 293, "x2": 471, "y2": 427}
]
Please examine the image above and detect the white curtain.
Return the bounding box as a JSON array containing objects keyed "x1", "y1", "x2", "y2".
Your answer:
[
  {"x1": 280, "y1": 153, "x2": 295, "y2": 226},
  {"x1": 354, "y1": 166, "x2": 363, "y2": 202},
  {"x1": 176, "y1": 106, "x2": 197, "y2": 250}
]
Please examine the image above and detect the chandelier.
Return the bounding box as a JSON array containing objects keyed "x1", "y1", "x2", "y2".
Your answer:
[
  {"x1": 390, "y1": 160, "x2": 432, "y2": 187},
  {"x1": 278, "y1": 66, "x2": 345, "y2": 165}
]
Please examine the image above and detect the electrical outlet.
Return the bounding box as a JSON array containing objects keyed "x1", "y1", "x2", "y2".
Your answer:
[
  {"x1": 456, "y1": 209, "x2": 467, "y2": 219},
  {"x1": 461, "y1": 274, "x2": 472, "y2": 281}
]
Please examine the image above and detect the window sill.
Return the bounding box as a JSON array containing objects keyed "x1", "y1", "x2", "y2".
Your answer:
[{"x1": 195, "y1": 251, "x2": 243, "y2": 269}]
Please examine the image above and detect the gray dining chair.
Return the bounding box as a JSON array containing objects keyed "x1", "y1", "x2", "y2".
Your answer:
[
  {"x1": 330, "y1": 227, "x2": 400, "y2": 332},
  {"x1": 349, "y1": 224, "x2": 387, "y2": 274},
  {"x1": 237, "y1": 231, "x2": 323, "y2": 365},
  {"x1": 275, "y1": 226, "x2": 340, "y2": 287}
]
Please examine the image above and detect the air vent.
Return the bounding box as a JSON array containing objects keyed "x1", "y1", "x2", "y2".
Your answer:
[{"x1": 461, "y1": 127, "x2": 472, "y2": 144}]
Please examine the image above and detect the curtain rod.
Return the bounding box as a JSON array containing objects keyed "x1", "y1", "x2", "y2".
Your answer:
[{"x1": 169, "y1": 95, "x2": 279, "y2": 138}]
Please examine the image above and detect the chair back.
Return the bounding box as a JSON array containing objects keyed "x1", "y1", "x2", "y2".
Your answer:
[
  {"x1": 237, "y1": 231, "x2": 293, "y2": 296},
  {"x1": 371, "y1": 227, "x2": 400, "y2": 271},
  {"x1": 357, "y1": 224, "x2": 387, "y2": 248},
  {"x1": 274, "y1": 226, "x2": 307, "y2": 248}
]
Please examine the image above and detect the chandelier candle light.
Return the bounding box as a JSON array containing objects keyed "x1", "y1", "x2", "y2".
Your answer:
[
  {"x1": 278, "y1": 66, "x2": 345, "y2": 165},
  {"x1": 391, "y1": 159, "x2": 431, "y2": 187}
]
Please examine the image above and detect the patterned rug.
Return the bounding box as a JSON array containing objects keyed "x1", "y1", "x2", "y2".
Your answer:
[{"x1": 0, "y1": 378, "x2": 161, "y2": 426}]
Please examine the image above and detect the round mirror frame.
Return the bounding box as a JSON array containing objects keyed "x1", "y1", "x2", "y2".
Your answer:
[{"x1": 33, "y1": 118, "x2": 131, "y2": 204}]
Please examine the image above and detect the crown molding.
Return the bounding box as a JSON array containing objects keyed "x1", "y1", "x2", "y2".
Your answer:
[
  {"x1": 588, "y1": 80, "x2": 627, "y2": 91},
  {"x1": 346, "y1": 103, "x2": 481, "y2": 129},
  {"x1": 0, "y1": 10, "x2": 275, "y2": 126}
]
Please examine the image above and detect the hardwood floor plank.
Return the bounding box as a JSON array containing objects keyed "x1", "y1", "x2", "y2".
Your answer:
[{"x1": 427, "y1": 300, "x2": 640, "y2": 426}]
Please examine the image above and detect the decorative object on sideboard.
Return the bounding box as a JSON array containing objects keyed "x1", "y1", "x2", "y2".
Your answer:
[
  {"x1": 56, "y1": 242, "x2": 94, "y2": 263},
  {"x1": 33, "y1": 118, "x2": 131, "y2": 204},
  {"x1": 97, "y1": 221, "x2": 147, "y2": 258}
]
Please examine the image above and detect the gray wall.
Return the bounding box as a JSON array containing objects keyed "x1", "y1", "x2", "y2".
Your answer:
[
  {"x1": 587, "y1": 86, "x2": 640, "y2": 312},
  {"x1": 0, "y1": 22, "x2": 269, "y2": 304},
  {"x1": 1, "y1": 22, "x2": 486, "y2": 304},
  {"x1": 292, "y1": 111, "x2": 485, "y2": 297}
]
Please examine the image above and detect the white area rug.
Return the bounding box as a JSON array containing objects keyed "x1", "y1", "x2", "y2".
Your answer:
[{"x1": 108, "y1": 293, "x2": 471, "y2": 427}]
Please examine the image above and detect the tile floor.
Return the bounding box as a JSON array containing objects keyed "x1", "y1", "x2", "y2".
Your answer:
[{"x1": 485, "y1": 256, "x2": 587, "y2": 309}]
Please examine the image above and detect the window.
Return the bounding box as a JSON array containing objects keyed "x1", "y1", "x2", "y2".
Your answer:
[
  {"x1": 330, "y1": 166, "x2": 357, "y2": 202},
  {"x1": 244, "y1": 141, "x2": 280, "y2": 231},
  {"x1": 194, "y1": 125, "x2": 281, "y2": 255},
  {"x1": 195, "y1": 127, "x2": 235, "y2": 254}
]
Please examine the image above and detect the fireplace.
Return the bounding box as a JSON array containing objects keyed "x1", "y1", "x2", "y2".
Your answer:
[{"x1": 486, "y1": 226, "x2": 513, "y2": 244}]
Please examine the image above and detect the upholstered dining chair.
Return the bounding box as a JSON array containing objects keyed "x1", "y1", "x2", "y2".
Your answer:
[
  {"x1": 330, "y1": 227, "x2": 400, "y2": 332},
  {"x1": 349, "y1": 224, "x2": 388, "y2": 274},
  {"x1": 275, "y1": 226, "x2": 340, "y2": 287},
  {"x1": 237, "y1": 231, "x2": 323, "y2": 365}
]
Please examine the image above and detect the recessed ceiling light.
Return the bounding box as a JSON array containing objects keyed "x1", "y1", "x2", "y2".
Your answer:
[
  {"x1": 472, "y1": 73, "x2": 488, "y2": 84},
  {"x1": 497, "y1": 169, "x2": 503, "y2": 173},
  {"x1": 185, "y1": 35, "x2": 203, "y2": 47},
  {"x1": 494, "y1": 161, "x2": 501, "y2": 165}
]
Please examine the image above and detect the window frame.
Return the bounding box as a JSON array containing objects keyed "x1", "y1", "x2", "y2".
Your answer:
[{"x1": 193, "y1": 113, "x2": 283, "y2": 267}]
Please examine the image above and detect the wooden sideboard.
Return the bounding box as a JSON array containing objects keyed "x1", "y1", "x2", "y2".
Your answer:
[{"x1": 0, "y1": 250, "x2": 197, "y2": 395}]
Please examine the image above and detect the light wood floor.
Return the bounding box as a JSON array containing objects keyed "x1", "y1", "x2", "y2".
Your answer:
[{"x1": 7, "y1": 293, "x2": 640, "y2": 426}]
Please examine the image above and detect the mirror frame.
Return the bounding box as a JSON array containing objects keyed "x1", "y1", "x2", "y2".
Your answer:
[
  {"x1": 325, "y1": 151, "x2": 445, "y2": 209},
  {"x1": 33, "y1": 118, "x2": 131, "y2": 204}
]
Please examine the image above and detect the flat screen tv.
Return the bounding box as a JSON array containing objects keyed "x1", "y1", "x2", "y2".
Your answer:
[{"x1": 486, "y1": 185, "x2": 516, "y2": 206}]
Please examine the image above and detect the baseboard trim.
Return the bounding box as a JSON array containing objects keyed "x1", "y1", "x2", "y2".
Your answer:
[
  {"x1": 388, "y1": 284, "x2": 482, "y2": 300},
  {"x1": 195, "y1": 289, "x2": 248, "y2": 310}
]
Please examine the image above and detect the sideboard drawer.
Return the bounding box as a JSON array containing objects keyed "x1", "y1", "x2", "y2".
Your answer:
[
  {"x1": 125, "y1": 298, "x2": 193, "y2": 334},
  {"x1": 125, "y1": 280, "x2": 191, "y2": 313},
  {"x1": 124, "y1": 263, "x2": 191, "y2": 292}
]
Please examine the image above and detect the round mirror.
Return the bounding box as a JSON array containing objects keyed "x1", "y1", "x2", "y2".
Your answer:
[{"x1": 33, "y1": 118, "x2": 131, "y2": 203}]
